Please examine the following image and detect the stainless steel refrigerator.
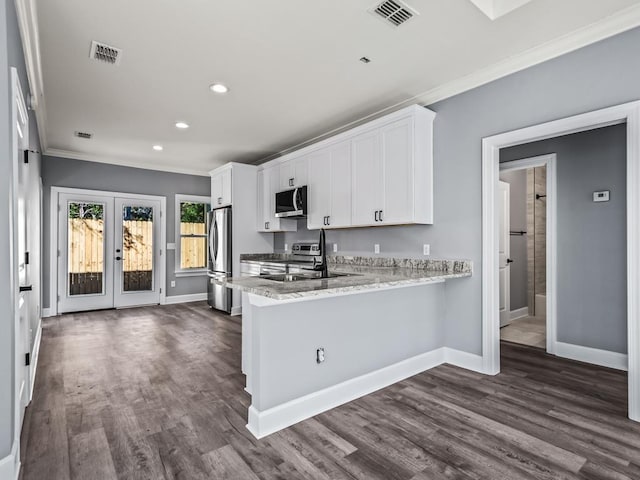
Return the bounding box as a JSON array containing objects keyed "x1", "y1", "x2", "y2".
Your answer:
[{"x1": 207, "y1": 206, "x2": 232, "y2": 313}]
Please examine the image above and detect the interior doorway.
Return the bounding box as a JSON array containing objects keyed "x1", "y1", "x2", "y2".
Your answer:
[
  {"x1": 52, "y1": 187, "x2": 166, "y2": 314},
  {"x1": 481, "y1": 101, "x2": 640, "y2": 422},
  {"x1": 499, "y1": 156, "x2": 554, "y2": 350}
]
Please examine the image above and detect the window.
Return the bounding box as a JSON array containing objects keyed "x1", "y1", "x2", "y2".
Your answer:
[{"x1": 175, "y1": 195, "x2": 210, "y2": 275}]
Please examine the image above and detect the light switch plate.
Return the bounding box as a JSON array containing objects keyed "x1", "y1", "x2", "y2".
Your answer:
[
  {"x1": 374, "y1": 244, "x2": 380, "y2": 254},
  {"x1": 593, "y1": 190, "x2": 610, "y2": 202},
  {"x1": 170, "y1": 281, "x2": 176, "y2": 288}
]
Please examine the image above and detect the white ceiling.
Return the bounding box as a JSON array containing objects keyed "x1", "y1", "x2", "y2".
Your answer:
[{"x1": 34, "y1": 0, "x2": 640, "y2": 175}]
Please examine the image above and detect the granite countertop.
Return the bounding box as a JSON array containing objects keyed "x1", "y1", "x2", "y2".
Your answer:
[{"x1": 224, "y1": 254, "x2": 473, "y2": 300}]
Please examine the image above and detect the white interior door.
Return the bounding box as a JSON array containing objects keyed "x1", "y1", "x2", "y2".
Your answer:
[
  {"x1": 499, "y1": 181, "x2": 511, "y2": 327},
  {"x1": 58, "y1": 193, "x2": 114, "y2": 313},
  {"x1": 114, "y1": 197, "x2": 161, "y2": 308},
  {"x1": 12, "y1": 68, "x2": 30, "y2": 439}
]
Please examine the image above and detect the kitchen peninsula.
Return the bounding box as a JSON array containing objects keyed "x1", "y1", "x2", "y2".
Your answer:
[{"x1": 219, "y1": 254, "x2": 472, "y2": 438}]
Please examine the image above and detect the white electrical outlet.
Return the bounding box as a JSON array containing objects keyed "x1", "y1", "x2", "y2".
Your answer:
[
  {"x1": 316, "y1": 348, "x2": 325, "y2": 364},
  {"x1": 170, "y1": 280, "x2": 176, "y2": 288},
  {"x1": 374, "y1": 244, "x2": 380, "y2": 254},
  {"x1": 284, "y1": 243, "x2": 288, "y2": 252},
  {"x1": 423, "y1": 244, "x2": 430, "y2": 255},
  {"x1": 333, "y1": 243, "x2": 338, "y2": 253}
]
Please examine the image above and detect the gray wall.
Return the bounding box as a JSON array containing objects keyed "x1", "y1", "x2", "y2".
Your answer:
[
  {"x1": 501, "y1": 125, "x2": 627, "y2": 353},
  {"x1": 42, "y1": 156, "x2": 211, "y2": 309},
  {"x1": 499, "y1": 169, "x2": 528, "y2": 311},
  {"x1": 1, "y1": 0, "x2": 43, "y2": 459},
  {"x1": 277, "y1": 25, "x2": 640, "y2": 355}
]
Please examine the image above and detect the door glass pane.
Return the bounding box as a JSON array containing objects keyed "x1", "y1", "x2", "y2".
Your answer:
[
  {"x1": 122, "y1": 206, "x2": 153, "y2": 292},
  {"x1": 68, "y1": 202, "x2": 104, "y2": 296}
]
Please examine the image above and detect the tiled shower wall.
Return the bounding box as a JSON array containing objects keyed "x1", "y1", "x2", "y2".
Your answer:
[{"x1": 527, "y1": 166, "x2": 546, "y2": 316}]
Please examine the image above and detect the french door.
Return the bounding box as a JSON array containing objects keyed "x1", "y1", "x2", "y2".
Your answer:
[{"x1": 57, "y1": 192, "x2": 162, "y2": 313}]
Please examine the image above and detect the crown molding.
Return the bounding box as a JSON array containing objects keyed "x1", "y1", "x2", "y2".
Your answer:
[
  {"x1": 44, "y1": 148, "x2": 211, "y2": 177},
  {"x1": 259, "y1": 3, "x2": 640, "y2": 163}
]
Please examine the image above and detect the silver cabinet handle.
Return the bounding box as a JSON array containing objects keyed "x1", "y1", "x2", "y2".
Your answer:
[
  {"x1": 289, "y1": 178, "x2": 294, "y2": 187},
  {"x1": 327, "y1": 216, "x2": 330, "y2": 226},
  {"x1": 379, "y1": 210, "x2": 383, "y2": 222},
  {"x1": 374, "y1": 211, "x2": 379, "y2": 222}
]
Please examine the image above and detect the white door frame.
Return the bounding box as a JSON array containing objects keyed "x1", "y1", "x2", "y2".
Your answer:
[
  {"x1": 500, "y1": 154, "x2": 558, "y2": 354},
  {"x1": 482, "y1": 101, "x2": 640, "y2": 422},
  {"x1": 50, "y1": 186, "x2": 167, "y2": 316}
]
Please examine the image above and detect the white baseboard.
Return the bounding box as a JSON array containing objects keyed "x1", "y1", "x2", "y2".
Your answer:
[
  {"x1": 444, "y1": 347, "x2": 485, "y2": 373},
  {"x1": 0, "y1": 440, "x2": 20, "y2": 480},
  {"x1": 41, "y1": 307, "x2": 53, "y2": 318},
  {"x1": 555, "y1": 342, "x2": 628, "y2": 371},
  {"x1": 247, "y1": 347, "x2": 447, "y2": 439},
  {"x1": 231, "y1": 306, "x2": 242, "y2": 316},
  {"x1": 29, "y1": 320, "x2": 42, "y2": 401},
  {"x1": 510, "y1": 307, "x2": 529, "y2": 321},
  {"x1": 163, "y1": 293, "x2": 207, "y2": 305}
]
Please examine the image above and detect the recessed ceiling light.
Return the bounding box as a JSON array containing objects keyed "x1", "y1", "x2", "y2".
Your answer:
[
  {"x1": 210, "y1": 83, "x2": 229, "y2": 94},
  {"x1": 153, "y1": 145, "x2": 163, "y2": 151},
  {"x1": 175, "y1": 122, "x2": 189, "y2": 129}
]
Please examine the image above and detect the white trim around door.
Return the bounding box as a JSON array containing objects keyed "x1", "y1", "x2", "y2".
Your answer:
[
  {"x1": 482, "y1": 101, "x2": 640, "y2": 422},
  {"x1": 50, "y1": 187, "x2": 167, "y2": 316},
  {"x1": 500, "y1": 154, "x2": 557, "y2": 354}
]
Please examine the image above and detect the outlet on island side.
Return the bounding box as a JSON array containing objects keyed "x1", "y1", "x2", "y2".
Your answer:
[
  {"x1": 284, "y1": 243, "x2": 288, "y2": 252},
  {"x1": 316, "y1": 348, "x2": 325, "y2": 364},
  {"x1": 333, "y1": 243, "x2": 338, "y2": 253},
  {"x1": 170, "y1": 280, "x2": 176, "y2": 288},
  {"x1": 423, "y1": 244, "x2": 430, "y2": 256},
  {"x1": 374, "y1": 244, "x2": 380, "y2": 254}
]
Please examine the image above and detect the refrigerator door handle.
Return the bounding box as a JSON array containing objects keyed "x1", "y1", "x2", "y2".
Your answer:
[{"x1": 213, "y1": 219, "x2": 219, "y2": 263}]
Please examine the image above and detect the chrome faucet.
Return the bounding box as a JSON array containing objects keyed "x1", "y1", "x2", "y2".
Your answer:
[{"x1": 312, "y1": 228, "x2": 329, "y2": 278}]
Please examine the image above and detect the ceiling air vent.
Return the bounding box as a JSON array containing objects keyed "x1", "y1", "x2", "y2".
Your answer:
[
  {"x1": 89, "y1": 41, "x2": 122, "y2": 65},
  {"x1": 74, "y1": 131, "x2": 92, "y2": 139},
  {"x1": 371, "y1": 0, "x2": 418, "y2": 27}
]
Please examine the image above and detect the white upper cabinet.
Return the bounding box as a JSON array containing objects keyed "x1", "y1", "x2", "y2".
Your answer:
[
  {"x1": 279, "y1": 156, "x2": 308, "y2": 190},
  {"x1": 257, "y1": 165, "x2": 297, "y2": 232},
  {"x1": 211, "y1": 166, "x2": 232, "y2": 208},
  {"x1": 258, "y1": 104, "x2": 434, "y2": 231},
  {"x1": 307, "y1": 140, "x2": 351, "y2": 229}
]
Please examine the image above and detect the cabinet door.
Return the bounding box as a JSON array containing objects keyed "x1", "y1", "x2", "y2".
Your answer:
[
  {"x1": 211, "y1": 169, "x2": 232, "y2": 208},
  {"x1": 380, "y1": 118, "x2": 413, "y2": 224},
  {"x1": 256, "y1": 169, "x2": 267, "y2": 231},
  {"x1": 328, "y1": 141, "x2": 351, "y2": 228},
  {"x1": 221, "y1": 168, "x2": 232, "y2": 206},
  {"x1": 307, "y1": 150, "x2": 331, "y2": 230},
  {"x1": 211, "y1": 174, "x2": 223, "y2": 207},
  {"x1": 279, "y1": 157, "x2": 308, "y2": 189},
  {"x1": 351, "y1": 130, "x2": 382, "y2": 226}
]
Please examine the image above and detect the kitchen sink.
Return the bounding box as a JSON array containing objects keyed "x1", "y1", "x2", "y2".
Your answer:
[{"x1": 261, "y1": 271, "x2": 360, "y2": 282}]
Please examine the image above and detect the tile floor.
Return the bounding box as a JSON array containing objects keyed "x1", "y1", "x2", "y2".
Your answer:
[{"x1": 500, "y1": 315, "x2": 546, "y2": 349}]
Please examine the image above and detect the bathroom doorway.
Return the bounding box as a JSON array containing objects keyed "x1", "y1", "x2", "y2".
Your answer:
[{"x1": 499, "y1": 155, "x2": 555, "y2": 351}]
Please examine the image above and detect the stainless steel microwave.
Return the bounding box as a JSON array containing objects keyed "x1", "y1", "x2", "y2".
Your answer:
[{"x1": 275, "y1": 186, "x2": 307, "y2": 218}]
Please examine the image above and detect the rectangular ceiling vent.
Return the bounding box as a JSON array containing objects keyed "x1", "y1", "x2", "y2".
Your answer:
[
  {"x1": 74, "y1": 131, "x2": 92, "y2": 139},
  {"x1": 89, "y1": 40, "x2": 122, "y2": 65},
  {"x1": 371, "y1": 0, "x2": 418, "y2": 27}
]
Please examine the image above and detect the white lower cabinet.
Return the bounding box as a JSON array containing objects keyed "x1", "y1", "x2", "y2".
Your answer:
[
  {"x1": 257, "y1": 166, "x2": 296, "y2": 232},
  {"x1": 307, "y1": 140, "x2": 351, "y2": 229}
]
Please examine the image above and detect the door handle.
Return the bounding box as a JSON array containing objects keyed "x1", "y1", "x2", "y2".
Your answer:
[
  {"x1": 379, "y1": 210, "x2": 383, "y2": 222},
  {"x1": 218, "y1": 197, "x2": 222, "y2": 205},
  {"x1": 507, "y1": 258, "x2": 514, "y2": 264},
  {"x1": 213, "y1": 220, "x2": 218, "y2": 262},
  {"x1": 374, "y1": 211, "x2": 379, "y2": 222},
  {"x1": 289, "y1": 178, "x2": 294, "y2": 187},
  {"x1": 19, "y1": 285, "x2": 32, "y2": 292},
  {"x1": 115, "y1": 256, "x2": 122, "y2": 261},
  {"x1": 327, "y1": 216, "x2": 330, "y2": 226}
]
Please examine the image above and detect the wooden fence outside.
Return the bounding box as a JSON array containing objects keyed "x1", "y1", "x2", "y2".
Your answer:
[{"x1": 67, "y1": 219, "x2": 207, "y2": 273}]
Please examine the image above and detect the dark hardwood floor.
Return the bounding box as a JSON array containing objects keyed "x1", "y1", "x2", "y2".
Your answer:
[{"x1": 20, "y1": 302, "x2": 640, "y2": 480}]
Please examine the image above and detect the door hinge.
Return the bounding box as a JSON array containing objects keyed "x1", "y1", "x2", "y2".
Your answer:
[
  {"x1": 25, "y1": 251, "x2": 29, "y2": 265},
  {"x1": 25, "y1": 353, "x2": 30, "y2": 366},
  {"x1": 23, "y1": 150, "x2": 29, "y2": 164}
]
